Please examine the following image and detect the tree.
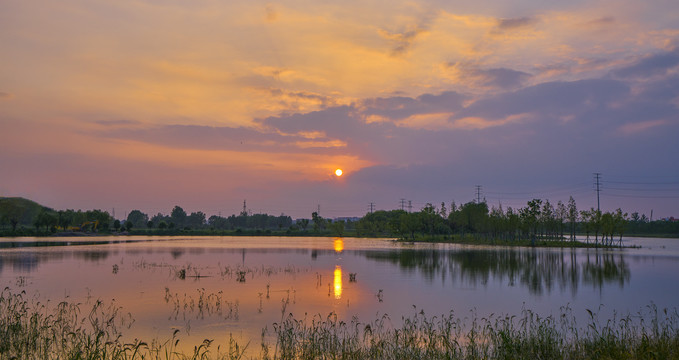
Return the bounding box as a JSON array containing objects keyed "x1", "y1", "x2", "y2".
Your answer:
[
  {"x1": 147, "y1": 220, "x2": 154, "y2": 229},
  {"x1": 567, "y1": 197, "x2": 578, "y2": 242},
  {"x1": 520, "y1": 199, "x2": 542, "y2": 245},
  {"x1": 187, "y1": 211, "x2": 206, "y2": 229},
  {"x1": 298, "y1": 219, "x2": 309, "y2": 232},
  {"x1": 125, "y1": 220, "x2": 133, "y2": 231},
  {"x1": 330, "y1": 220, "x2": 345, "y2": 236},
  {"x1": 311, "y1": 212, "x2": 325, "y2": 232},
  {"x1": 113, "y1": 219, "x2": 121, "y2": 232},
  {"x1": 556, "y1": 200, "x2": 567, "y2": 240},
  {"x1": 127, "y1": 210, "x2": 149, "y2": 229},
  {"x1": 171, "y1": 206, "x2": 187, "y2": 227}
]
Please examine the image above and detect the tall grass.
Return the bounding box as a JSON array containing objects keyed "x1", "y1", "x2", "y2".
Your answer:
[
  {"x1": 262, "y1": 305, "x2": 679, "y2": 359},
  {"x1": 0, "y1": 288, "x2": 244, "y2": 360},
  {"x1": 2, "y1": 287, "x2": 679, "y2": 359}
]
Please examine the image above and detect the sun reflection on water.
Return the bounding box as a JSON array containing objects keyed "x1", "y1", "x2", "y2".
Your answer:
[
  {"x1": 334, "y1": 265, "x2": 342, "y2": 299},
  {"x1": 333, "y1": 238, "x2": 344, "y2": 253}
]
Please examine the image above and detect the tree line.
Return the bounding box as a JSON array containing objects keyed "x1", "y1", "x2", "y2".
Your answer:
[
  {"x1": 355, "y1": 197, "x2": 635, "y2": 246},
  {"x1": 1, "y1": 196, "x2": 677, "y2": 240}
]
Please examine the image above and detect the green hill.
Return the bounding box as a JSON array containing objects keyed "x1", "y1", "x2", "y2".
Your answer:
[{"x1": 0, "y1": 197, "x2": 54, "y2": 230}]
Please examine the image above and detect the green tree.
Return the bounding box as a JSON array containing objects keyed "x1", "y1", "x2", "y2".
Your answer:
[
  {"x1": 330, "y1": 220, "x2": 345, "y2": 236},
  {"x1": 567, "y1": 196, "x2": 578, "y2": 242},
  {"x1": 113, "y1": 219, "x2": 121, "y2": 232},
  {"x1": 187, "y1": 211, "x2": 206, "y2": 229},
  {"x1": 311, "y1": 212, "x2": 325, "y2": 232},
  {"x1": 171, "y1": 206, "x2": 187, "y2": 227},
  {"x1": 126, "y1": 210, "x2": 149, "y2": 229}
]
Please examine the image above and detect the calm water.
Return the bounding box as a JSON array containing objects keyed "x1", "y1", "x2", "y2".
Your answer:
[{"x1": 1, "y1": 236, "x2": 678, "y2": 353}]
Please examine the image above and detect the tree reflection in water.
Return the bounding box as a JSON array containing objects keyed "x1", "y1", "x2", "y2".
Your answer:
[{"x1": 362, "y1": 248, "x2": 630, "y2": 295}]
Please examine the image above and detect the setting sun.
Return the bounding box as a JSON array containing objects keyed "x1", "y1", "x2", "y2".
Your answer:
[{"x1": 335, "y1": 169, "x2": 343, "y2": 177}]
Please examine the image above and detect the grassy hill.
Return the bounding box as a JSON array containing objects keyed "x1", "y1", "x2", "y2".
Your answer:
[{"x1": 0, "y1": 197, "x2": 54, "y2": 229}]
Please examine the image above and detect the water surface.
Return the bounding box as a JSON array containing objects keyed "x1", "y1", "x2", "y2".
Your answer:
[{"x1": 1, "y1": 236, "x2": 677, "y2": 352}]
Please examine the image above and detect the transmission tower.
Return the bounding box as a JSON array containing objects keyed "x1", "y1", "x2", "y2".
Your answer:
[
  {"x1": 399, "y1": 198, "x2": 406, "y2": 211},
  {"x1": 475, "y1": 185, "x2": 482, "y2": 203},
  {"x1": 368, "y1": 202, "x2": 375, "y2": 213},
  {"x1": 593, "y1": 173, "x2": 601, "y2": 212},
  {"x1": 408, "y1": 200, "x2": 412, "y2": 213}
]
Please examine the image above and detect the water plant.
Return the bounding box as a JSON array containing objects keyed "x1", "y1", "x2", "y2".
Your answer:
[{"x1": 2, "y1": 287, "x2": 679, "y2": 359}]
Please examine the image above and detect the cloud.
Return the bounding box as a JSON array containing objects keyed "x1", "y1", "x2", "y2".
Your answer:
[
  {"x1": 361, "y1": 92, "x2": 466, "y2": 123},
  {"x1": 441, "y1": 63, "x2": 532, "y2": 90},
  {"x1": 100, "y1": 124, "x2": 349, "y2": 154},
  {"x1": 265, "y1": 4, "x2": 278, "y2": 22},
  {"x1": 93, "y1": 119, "x2": 141, "y2": 126},
  {"x1": 584, "y1": 16, "x2": 616, "y2": 27},
  {"x1": 496, "y1": 16, "x2": 538, "y2": 30},
  {"x1": 618, "y1": 119, "x2": 668, "y2": 135},
  {"x1": 0, "y1": 92, "x2": 13, "y2": 99},
  {"x1": 613, "y1": 47, "x2": 679, "y2": 79},
  {"x1": 377, "y1": 13, "x2": 436, "y2": 56},
  {"x1": 453, "y1": 79, "x2": 629, "y2": 121}
]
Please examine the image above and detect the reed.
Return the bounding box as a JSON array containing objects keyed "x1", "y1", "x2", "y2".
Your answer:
[{"x1": 2, "y1": 287, "x2": 678, "y2": 359}]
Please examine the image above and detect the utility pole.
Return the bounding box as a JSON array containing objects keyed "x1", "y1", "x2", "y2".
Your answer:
[
  {"x1": 400, "y1": 198, "x2": 406, "y2": 211},
  {"x1": 475, "y1": 185, "x2": 482, "y2": 204},
  {"x1": 368, "y1": 202, "x2": 375, "y2": 214},
  {"x1": 317, "y1": 204, "x2": 321, "y2": 215},
  {"x1": 408, "y1": 200, "x2": 412, "y2": 213},
  {"x1": 242, "y1": 199, "x2": 247, "y2": 215},
  {"x1": 594, "y1": 173, "x2": 601, "y2": 212}
]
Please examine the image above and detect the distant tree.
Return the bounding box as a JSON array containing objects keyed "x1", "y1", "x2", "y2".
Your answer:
[
  {"x1": 158, "y1": 221, "x2": 167, "y2": 229},
  {"x1": 630, "y1": 212, "x2": 640, "y2": 222},
  {"x1": 567, "y1": 196, "x2": 578, "y2": 241},
  {"x1": 171, "y1": 206, "x2": 187, "y2": 227},
  {"x1": 330, "y1": 220, "x2": 345, "y2": 236},
  {"x1": 125, "y1": 220, "x2": 133, "y2": 231},
  {"x1": 187, "y1": 211, "x2": 206, "y2": 229},
  {"x1": 311, "y1": 212, "x2": 325, "y2": 232},
  {"x1": 113, "y1": 219, "x2": 121, "y2": 232},
  {"x1": 147, "y1": 220, "x2": 154, "y2": 229},
  {"x1": 298, "y1": 219, "x2": 309, "y2": 231},
  {"x1": 556, "y1": 200, "x2": 567, "y2": 240},
  {"x1": 520, "y1": 199, "x2": 542, "y2": 245},
  {"x1": 2, "y1": 202, "x2": 25, "y2": 231},
  {"x1": 34, "y1": 210, "x2": 57, "y2": 232},
  {"x1": 127, "y1": 210, "x2": 149, "y2": 229}
]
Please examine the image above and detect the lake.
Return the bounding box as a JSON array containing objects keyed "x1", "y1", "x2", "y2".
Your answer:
[{"x1": 1, "y1": 235, "x2": 678, "y2": 354}]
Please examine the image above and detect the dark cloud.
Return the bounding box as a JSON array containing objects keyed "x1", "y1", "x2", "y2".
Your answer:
[
  {"x1": 585, "y1": 16, "x2": 615, "y2": 27},
  {"x1": 471, "y1": 67, "x2": 532, "y2": 89},
  {"x1": 93, "y1": 119, "x2": 141, "y2": 126},
  {"x1": 361, "y1": 91, "x2": 466, "y2": 120},
  {"x1": 454, "y1": 79, "x2": 629, "y2": 121},
  {"x1": 613, "y1": 48, "x2": 679, "y2": 79},
  {"x1": 496, "y1": 16, "x2": 538, "y2": 30}
]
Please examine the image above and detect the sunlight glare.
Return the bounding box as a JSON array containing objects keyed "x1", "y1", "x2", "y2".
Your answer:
[
  {"x1": 335, "y1": 169, "x2": 343, "y2": 177},
  {"x1": 334, "y1": 265, "x2": 342, "y2": 299}
]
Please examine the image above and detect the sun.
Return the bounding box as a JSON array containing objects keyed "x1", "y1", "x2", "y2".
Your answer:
[{"x1": 335, "y1": 168, "x2": 343, "y2": 177}]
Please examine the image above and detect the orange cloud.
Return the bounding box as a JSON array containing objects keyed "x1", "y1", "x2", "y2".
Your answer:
[{"x1": 618, "y1": 119, "x2": 668, "y2": 135}]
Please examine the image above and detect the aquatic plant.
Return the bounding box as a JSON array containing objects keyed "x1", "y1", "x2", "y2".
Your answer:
[{"x1": 2, "y1": 288, "x2": 679, "y2": 359}]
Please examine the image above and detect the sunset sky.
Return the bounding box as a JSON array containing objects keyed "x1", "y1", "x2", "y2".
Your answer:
[{"x1": 1, "y1": 0, "x2": 678, "y2": 219}]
